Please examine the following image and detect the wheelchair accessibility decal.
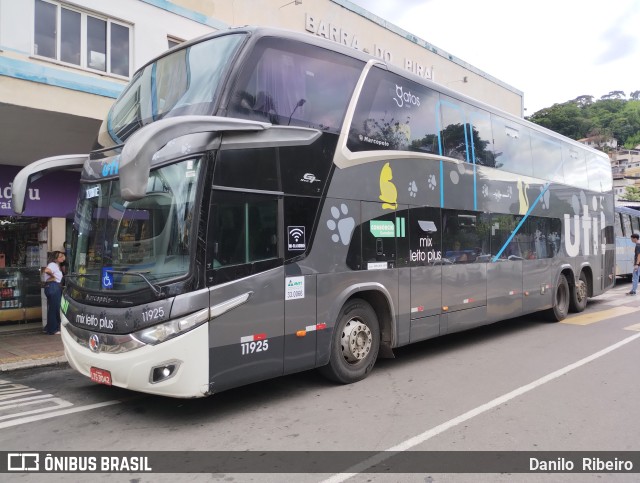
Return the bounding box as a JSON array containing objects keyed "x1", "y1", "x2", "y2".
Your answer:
[{"x1": 101, "y1": 267, "x2": 113, "y2": 290}]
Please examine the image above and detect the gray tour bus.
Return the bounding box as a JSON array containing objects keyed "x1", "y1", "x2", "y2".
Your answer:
[{"x1": 13, "y1": 27, "x2": 614, "y2": 398}]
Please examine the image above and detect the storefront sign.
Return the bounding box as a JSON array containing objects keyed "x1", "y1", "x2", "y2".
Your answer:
[{"x1": 0, "y1": 165, "x2": 80, "y2": 217}]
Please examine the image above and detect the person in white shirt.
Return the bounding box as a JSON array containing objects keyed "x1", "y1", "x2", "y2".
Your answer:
[{"x1": 43, "y1": 251, "x2": 65, "y2": 335}]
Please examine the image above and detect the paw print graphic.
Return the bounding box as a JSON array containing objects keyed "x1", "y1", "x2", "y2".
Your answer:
[
  {"x1": 181, "y1": 143, "x2": 192, "y2": 155},
  {"x1": 327, "y1": 204, "x2": 355, "y2": 246},
  {"x1": 540, "y1": 186, "x2": 551, "y2": 210},
  {"x1": 428, "y1": 174, "x2": 437, "y2": 190},
  {"x1": 408, "y1": 181, "x2": 418, "y2": 197},
  {"x1": 482, "y1": 184, "x2": 489, "y2": 198}
]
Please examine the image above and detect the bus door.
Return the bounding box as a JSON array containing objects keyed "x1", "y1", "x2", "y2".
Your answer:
[
  {"x1": 206, "y1": 190, "x2": 285, "y2": 393},
  {"x1": 440, "y1": 210, "x2": 489, "y2": 333},
  {"x1": 487, "y1": 214, "x2": 524, "y2": 321},
  {"x1": 408, "y1": 206, "x2": 442, "y2": 342}
]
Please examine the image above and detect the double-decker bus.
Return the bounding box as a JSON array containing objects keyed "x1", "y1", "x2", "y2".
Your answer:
[
  {"x1": 614, "y1": 205, "x2": 640, "y2": 279},
  {"x1": 13, "y1": 27, "x2": 614, "y2": 398}
]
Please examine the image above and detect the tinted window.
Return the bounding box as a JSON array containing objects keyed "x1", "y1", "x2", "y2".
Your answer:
[
  {"x1": 348, "y1": 67, "x2": 440, "y2": 154},
  {"x1": 106, "y1": 34, "x2": 244, "y2": 143},
  {"x1": 490, "y1": 214, "x2": 524, "y2": 261},
  {"x1": 442, "y1": 210, "x2": 490, "y2": 264},
  {"x1": 527, "y1": 216, "x2": 561, "y2": 259},
  {"x1": 491, "y1": 214, "x2": 560, "y2": 260},
  {"x1": 229, "y1": 38, "x2": 362, "y2": 133},
  {"x1": 467, "y1": 106, "x2": 495, "y2": 167},
  {"x1": 614, "y1": 212, "x2": 623, "y2": 237},
  {"x1": 622, "y1": 214, "x2": 632, "y2": 238},
  {"x1": 561, "y1": 145, "x2": 589, "y2": 189},
  {"x1": 209, "y1": 191, "x2": 279, "y2": 268},
  {"x1": 587, "y1": 152, "x2": 613, "y2": 192},
  {"x1": 492, "y1": 116, "x2": 533, "y2": 177},
  {"x1": 439, "y1": 98, "x2": 469, "y2": 162},
  {"x1": 214, "y1": 149, "x2": 279, "y2": 192},
  {"x1": 530, "y1": 132, "x2": 564, "y2": 184}
]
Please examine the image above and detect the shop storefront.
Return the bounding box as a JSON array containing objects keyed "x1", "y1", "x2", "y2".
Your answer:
[{"x1": 0, "y1": 165, "x2": 79, "y2": 323}]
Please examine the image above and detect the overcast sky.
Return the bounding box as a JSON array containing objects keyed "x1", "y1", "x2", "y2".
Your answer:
[{"x1": 350, "y1": 0, "x2": 640, "y2": 114}]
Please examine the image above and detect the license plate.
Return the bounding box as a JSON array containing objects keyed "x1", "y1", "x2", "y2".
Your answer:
[{"x1": 90, "y1": 367, "x2": 112, "y2": 386}]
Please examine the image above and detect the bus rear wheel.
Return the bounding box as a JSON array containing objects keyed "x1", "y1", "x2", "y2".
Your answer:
[
  {"x1": 319, "y1": 298, "x2": 380, "y2": 384},
  {"x1": 545, "y1": 274, "x2": 570, "y2": 322},
  {"x1": 569, "y1": 271, "x2": 588, "y2": 313}
]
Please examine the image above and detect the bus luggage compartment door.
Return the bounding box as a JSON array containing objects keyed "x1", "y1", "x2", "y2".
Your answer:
[
  {"x1": 486, "y1": 259, "x2": 522, "y2": 321},
  {"x1": 409, "y1": 265, "x2": 442, "y2": 343}
]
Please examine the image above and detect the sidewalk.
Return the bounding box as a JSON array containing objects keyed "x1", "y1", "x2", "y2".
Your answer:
[{"x1": 0, "y1": 320, "x2": 67, "y2": 372}]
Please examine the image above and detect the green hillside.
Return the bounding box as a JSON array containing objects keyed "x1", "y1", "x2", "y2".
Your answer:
[{"x1": 526, "y1": 91, "x2": 640, "y2": 149}]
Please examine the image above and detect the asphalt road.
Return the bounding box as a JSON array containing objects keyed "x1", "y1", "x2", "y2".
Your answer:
[{"x1": 1, "y1": 281, "x2": 640, "y2": 482}]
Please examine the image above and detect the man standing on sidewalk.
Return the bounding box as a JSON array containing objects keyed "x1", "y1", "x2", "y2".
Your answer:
[{"x1": 628, "y1": 233, "x2": 640, "y2": 295}]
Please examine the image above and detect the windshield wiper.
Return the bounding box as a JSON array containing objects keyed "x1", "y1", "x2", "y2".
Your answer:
[
  {"x1": 67, "y1": 271, "x2": 164, "y2": 299},
  {"x1": 106, "y1": 270, "x2": 164, "y2": 299}
]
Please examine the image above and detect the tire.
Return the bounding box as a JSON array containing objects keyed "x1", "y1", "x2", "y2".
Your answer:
[
  {"x1": 569, "y1": 271, "x2": 589, "y2": 313},
  {"x1": 545, "y1": 274, "x2": 570, "y2": 322},
  {"x1": 319, "y1": 298, "x2": 380, "y2": 384}
]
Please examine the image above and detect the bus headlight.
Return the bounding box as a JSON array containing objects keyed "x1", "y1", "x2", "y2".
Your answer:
[{"x1": 133, "y1": 308, "x2": 209, "y2": 345}]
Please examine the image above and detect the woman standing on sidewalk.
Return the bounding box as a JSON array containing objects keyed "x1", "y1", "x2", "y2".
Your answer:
[{"x1": 43, "y1": 251, "x2": 65, "y2": 335}]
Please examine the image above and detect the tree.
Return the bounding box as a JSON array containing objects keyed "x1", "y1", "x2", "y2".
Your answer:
[
  {"x1": 573, "y1": 95, "x2": 594, "y2": 107},
  {"x1": 601, "y1": 91, "x2": 626, "y2": 100},
  {"x1": 623, "y1": 186, "x2": 640, "y2": 201},
  {"x1": 630, "y1": 91, "x2": 640, "y2": 100}
]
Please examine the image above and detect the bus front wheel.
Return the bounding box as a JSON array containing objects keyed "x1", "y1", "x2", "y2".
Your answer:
[
  {"x1": 546, "y1": 274, "x2": 570, "y2": 322},
  {"x1": 569, "y1": 271, "x2": 588, "y2": 313},
  {"x1": 319, "y1": 298, "x2": 380, "y2": 384}
]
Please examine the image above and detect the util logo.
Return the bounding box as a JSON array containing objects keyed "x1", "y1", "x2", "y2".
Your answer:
[
  {"x1": 563, "y1": 206, "x2": 606, "y2": 257},
  {"x1": 393, "y1": 85, "x2": 420, "y2": 108}
]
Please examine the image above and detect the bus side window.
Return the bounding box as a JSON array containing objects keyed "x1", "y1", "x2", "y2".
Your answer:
[
  {"x1": 207, "y1": 191, "x2": 281, "y2": 284},
  {"x1": 442, "y1": 209, "x2": 490, "y2": 264},
  {"x1": 614, "y1": 212, "x2": 623, "y2": 238},
  {"x1": 491, "y1": 115, "x2": 533, "y2": 177},
  {"x1": 439, "y1": 98, "x2": 469, "y2": 162}
]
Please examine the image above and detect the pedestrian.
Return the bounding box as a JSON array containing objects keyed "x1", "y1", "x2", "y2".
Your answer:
[
  {"x1": 627, "y1": 233, "x2": 640, "y2": 295},
  {"x1": 43, "y1": 250, "x2": 65, "y2": 334}
]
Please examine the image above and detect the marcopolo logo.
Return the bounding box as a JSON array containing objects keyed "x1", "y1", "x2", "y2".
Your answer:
[{"x1": 393, "y1": 84, "x2": 420, "y2": 108}]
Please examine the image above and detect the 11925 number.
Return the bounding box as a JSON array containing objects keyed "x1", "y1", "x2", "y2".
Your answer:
[{"x1": 241, "y1": 339, "x2": 269, "y2": 355}]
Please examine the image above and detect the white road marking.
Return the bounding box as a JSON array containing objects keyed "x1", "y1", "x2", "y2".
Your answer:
[
  {"x1": 0, "y1": 394, "x2": 53, "y2": 407},
  {"x1": 0, "y1": 379, "x2": 123, "y2": 429},
  {"x1": 0, "y1": 397, "x2": 72, "y2": 421},
  {"x1": 0, "y1": 389, "x2": 41, "y2": 400},
  {"x1": 0, "y1": 400, "x2": 121, "y2": 429},
  {"x1": 322, "y1": 331, "x2": 640, "y2": 483}
]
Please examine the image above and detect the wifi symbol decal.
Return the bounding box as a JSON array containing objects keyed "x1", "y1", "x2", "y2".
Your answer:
[{"x1": 288, "y1": 226, "x2": 306, "y2": 251}]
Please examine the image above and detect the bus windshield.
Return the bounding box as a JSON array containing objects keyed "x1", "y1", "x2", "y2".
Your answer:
[
  {"x1": 100, "y1": 33, "x2": 245, "y2": 144},
  {"x1": 71, "y1": 158, "x2": 202, "y2": 294}
]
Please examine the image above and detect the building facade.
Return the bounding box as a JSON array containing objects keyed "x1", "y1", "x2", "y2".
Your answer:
[{"x1": 0, "y1": 0, "x2": 523, "y2": 322}]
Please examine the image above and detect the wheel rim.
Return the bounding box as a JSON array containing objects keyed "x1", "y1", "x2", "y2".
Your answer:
[
  {"x1": 576, "y1": 279, "x2": 587, "y2": 303},
  {"x1": 341, "y1": 317, "x2": 373, "y2": 364}
]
